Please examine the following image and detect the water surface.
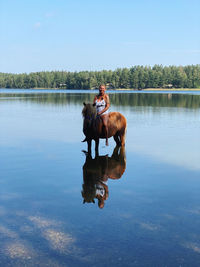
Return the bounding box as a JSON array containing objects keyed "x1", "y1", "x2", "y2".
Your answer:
[{"x1": 0, "y1": 89, "x2": 200, "y2": 266}]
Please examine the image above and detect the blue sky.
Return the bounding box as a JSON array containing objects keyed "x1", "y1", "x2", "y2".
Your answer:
[{"x1": 0, "y1": 0, "x2": 200, "y2": 73}]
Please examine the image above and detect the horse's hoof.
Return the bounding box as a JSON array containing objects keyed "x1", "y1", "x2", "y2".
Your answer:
[{"x1": 82, "y1": 138, "x2": 87, "y2": 142}]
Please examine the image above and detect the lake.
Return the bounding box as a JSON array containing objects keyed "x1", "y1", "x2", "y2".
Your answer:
[{"x1": 0, "y1": 89, "x2": 200, "y2": 266}]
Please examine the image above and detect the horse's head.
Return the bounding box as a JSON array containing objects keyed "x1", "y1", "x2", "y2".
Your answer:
[{"x1": 82, "y1": 102, "x2": 97, "y2": 120}]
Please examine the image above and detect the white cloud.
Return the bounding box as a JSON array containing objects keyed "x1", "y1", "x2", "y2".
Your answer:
[
  {"x1": 123, "y1": 41, "x2": 151, "y2": 46},
  {"x1": 186, "y1": 49, "x2": 200, "y2": 54},
  {"x1": 183, "y1": 242, "x2": 200, "y2": 253},
  {"x1": 168, "y1": 49, "x2": 200, "y2": 54},
  {"x1": 34, "y1": 22, "x2": 41, "y2": 29},
  {"x1": 45, "y1": 12, "x2": 55, "y2": 18}
]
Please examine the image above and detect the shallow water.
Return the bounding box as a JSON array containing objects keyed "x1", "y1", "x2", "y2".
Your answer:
[{"x1": 0, "y1": 89, "x2": 200, "y2": 266}]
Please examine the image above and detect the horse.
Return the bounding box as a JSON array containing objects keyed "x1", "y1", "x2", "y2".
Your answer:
[
  {"x1": 82, "y1": 146, "x2": 126, "y2": 207},
  {"x1": 82, "y1": 102, "x2": 127, "y2": 154}
]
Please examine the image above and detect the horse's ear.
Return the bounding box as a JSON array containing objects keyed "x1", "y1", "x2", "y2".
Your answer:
[
  {"x1": 83, "y1": 102, "x2": 86, "y2": 106},
  {"x1": 93, "y1": 103, "x2": 96, "y2": 106}
]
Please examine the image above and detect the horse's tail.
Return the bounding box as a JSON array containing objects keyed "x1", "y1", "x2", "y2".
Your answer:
[
  {"x1": 120, "y1": 115, "x2": 127, "y2": 146},
  {"x1": 125, "y1": 118, "x2": 127, "y2": 135}
]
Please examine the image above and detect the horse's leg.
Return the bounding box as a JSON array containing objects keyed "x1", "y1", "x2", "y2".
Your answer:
[
  {"x1": 119, "y1": 146, "x2": 126, "y2": 159},
  {"x1": 95, "y1": 138, "x2": 99, "y2": 157},
  {"x1": 119, "y1": 129, "x2": 126, "y2": 146},
  {"x1": 87, "y1": 140, "x2": 92, "y2": 154},
  {"x1": 113, "y1": 133, "x2": 121, "y2": 147},
  {"x1": 111, "y1": 145, "x2": 120, "y2": 159}
]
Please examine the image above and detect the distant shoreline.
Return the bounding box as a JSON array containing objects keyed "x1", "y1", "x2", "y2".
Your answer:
[
  {"x1": 33, "y1": 88, "x2": 200, "y2": 91},
  {"x1": 114, "y1": 88, "x2": 200, "y2": 91},
  {"x1": 144, "y1": 88, "x2": 200, "y2": 91},
  {"x1": 1, "y1": 88, "x2": 200, "y2": 91}
]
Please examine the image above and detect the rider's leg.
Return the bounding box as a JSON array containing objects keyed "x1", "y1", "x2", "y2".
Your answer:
[{"x1": 101, "y1": 114, "x2": 109, "y2": 146}]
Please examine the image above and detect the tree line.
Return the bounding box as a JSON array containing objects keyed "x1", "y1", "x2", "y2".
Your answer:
[{"x1": 0, "y1": 64, "x2": 200, "y2": 89}]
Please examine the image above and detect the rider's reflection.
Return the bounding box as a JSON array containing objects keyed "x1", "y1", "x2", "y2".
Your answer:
[{"x1": 82, "y1": 146, "x2": 126, "y2": 209}]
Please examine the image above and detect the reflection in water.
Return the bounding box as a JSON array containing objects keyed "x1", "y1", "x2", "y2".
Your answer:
[
  {"x1": 1, "y1": 91, "x2": 200, "y2": 108},
  {"x1": 82, "y1": 146, "x2": 126, "y2": 209}
]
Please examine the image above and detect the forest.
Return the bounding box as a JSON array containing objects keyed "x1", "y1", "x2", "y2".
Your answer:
[{"x1": 0, "y1": 65, "x2": 200, "y2": 90}]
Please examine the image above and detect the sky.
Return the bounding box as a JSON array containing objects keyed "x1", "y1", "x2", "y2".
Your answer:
[{"x1": 0, "y1": 0, "x2": 200, "y2": 73}]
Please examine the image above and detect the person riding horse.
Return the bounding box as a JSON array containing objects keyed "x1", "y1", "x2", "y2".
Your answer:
[
  {"x1": 82, "y1": 88, "x2": 126, "y2": 154},
  {"x1": 93, "y1": 85, "x2": 110, "y2": 146}
]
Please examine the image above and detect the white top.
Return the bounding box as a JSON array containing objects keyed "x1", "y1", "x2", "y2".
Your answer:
[
  {"x1": 95, "y1": 99, "x2": 109, "y2": 115},
  {"x1": 95, "y1": 181, "x2": 108, "y2": 197}
]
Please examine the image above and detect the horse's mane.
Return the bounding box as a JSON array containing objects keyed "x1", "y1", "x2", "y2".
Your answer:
[{"x1": 82, "y1": 103, "x2": 97, "y2": 119}]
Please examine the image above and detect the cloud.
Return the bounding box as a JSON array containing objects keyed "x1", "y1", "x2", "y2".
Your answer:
[
  {"x1": 45, "y1": 12, "x2": 54, "y2": 18},
  {"x1": 28, "y1": 216, "x2": 60, "y2": 229},
  {"x1": 168, "y1": 49, "x2": 200, "y2": 55},
  {"x1": 4, "y1": 241, "x2": 34, "y2": 260},
  {"x1": 186, "y1": 50, "x2": 200, "y2": 54},
  {"x1": 43, "y1": 229, "x2": 74, "y2": 253},
  {"x1": 123, "y1": 41, "x2": 151, "y2": 46},
  {"x1": 140, "y1": 222, "x2": 160, "y2": 231},
  {"x1": 183, "y1": 242, "x2": 200, "y2": 253},
  {"x1": 34, "y1": 22, "x2": 41, "y2": 29}
]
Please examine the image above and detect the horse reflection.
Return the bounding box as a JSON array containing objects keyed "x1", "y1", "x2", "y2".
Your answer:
[{"x1": 82, "y1": 146, "x2": 126, "y2": 209}]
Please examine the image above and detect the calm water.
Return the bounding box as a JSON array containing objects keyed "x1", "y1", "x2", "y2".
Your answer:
[{"x1": 0, "y1": 89, "x2": 200, "y2": 266}]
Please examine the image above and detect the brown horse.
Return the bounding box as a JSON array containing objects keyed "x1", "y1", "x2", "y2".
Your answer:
[{"x1": 82, "y1": 103, "x2": 127, "y2": 154}]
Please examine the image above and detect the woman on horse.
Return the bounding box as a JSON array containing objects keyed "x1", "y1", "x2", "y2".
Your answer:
[{"x1": 93, "y1": 85, "x2": 110, "y2": 146}]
